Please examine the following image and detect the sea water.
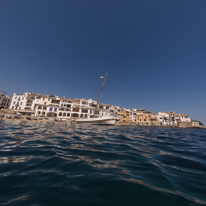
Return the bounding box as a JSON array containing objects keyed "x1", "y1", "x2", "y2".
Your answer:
[{"x1": 0, "y1": 120, "x2": 206, "y2": 206}]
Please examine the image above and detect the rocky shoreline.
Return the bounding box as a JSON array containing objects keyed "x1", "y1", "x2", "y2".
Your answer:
[{"x1": 116, "y1": 122, "x2": 206, "y2": 129}]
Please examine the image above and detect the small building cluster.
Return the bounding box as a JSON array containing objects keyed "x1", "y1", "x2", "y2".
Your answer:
[
  {"x1": 0, "y1": 91, "x2": 201, "y2": 127},
  {"x1": 0, "y1": 91, "x2": 11, "y2": 110}
]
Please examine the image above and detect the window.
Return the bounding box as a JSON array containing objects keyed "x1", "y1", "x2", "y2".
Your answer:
[
  {"x1": 15, "y1": 97, "x2": 17, "y2": 99},
  {"x1": 22, "y1": 97, "x2": 24, "y2": 100},
  {"x1": 38, "y1": 106, "x2": 42, "y2": 109},
  {"x1": 59, "y1": 112, "x2": 62, "y2": 116},
  {"x1": 63, "y1": 113, "x2": 66, "y2": 116},
  {"x1": 43, "y1": 106, "x2": 47, "y2": 110},
  {"x1": 20, "y1": 102, "x2": 23, "y2": 105},
  {"x1": 44, "y1": 102, "x2": 46, "y2": 105},
  {"x1": 49, "y1": 107, "x2": 53, "y2": 111},
  {"x1": 13, "y1": 101, "x2": 16, "y2": 104},
  {"x1": 67, "y1": 113, "x2": 70, "y2": 117},
  {"x1": 12, "y1": 106, "x2": 14, "y2": 109},
  {"x1": 54, "y1": 108, "x2": 57, "y2": 112}
]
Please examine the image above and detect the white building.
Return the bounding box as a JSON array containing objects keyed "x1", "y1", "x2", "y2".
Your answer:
[
  {"x1": 0, "y1": 91, "x2": 11, "y2": 110},
  {"x1": 10, "y1": 92, "x2": 37, "y2": 111},
  {"x1": 192, "y1": 121, "x2": 200, "y2": 127},
  {"x1": 157, "y1": 112, "x2": 171, "y2": 126},
  {"x1": 180, "y1": 114, "x2": 191, "y2": 122},
  {"x1": 34, "y1": 94, "x2": 60, "y2": 117},
  {"x1": 56, "y1": 98, "x2": 113, "y2": 119},
  {"x1": 10, "y1": 93, "x2": 61, "y2": 117}
]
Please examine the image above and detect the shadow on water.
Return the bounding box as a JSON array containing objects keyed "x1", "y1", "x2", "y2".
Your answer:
[{"x1": 0, "y1": 120, "x2": 206, "y2": 205}]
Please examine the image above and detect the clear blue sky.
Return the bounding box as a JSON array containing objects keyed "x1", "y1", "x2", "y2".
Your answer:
[{"x1": 0, "y1": 0, "x2": 206, "y2": 124}]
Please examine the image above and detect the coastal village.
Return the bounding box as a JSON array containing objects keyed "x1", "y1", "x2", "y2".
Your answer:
[{"x1": 0, "y1": 91, "x2": 203, "y2": 128}]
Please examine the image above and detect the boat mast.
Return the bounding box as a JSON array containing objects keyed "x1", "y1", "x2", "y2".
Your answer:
[{"x1": 97, "y1": 70, "x2": 107, "y2": 107}]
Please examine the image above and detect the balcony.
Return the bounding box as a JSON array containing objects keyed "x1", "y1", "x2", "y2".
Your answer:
[
  {"x1": 73, "y1": 108, "x2": 79, "y2": 112},
  {"x1": 59, "y1": 108, "x2": 71, "y2": 111},
  {"x1": 51, "y1": 100, "x2": 60, "y2": 104}
]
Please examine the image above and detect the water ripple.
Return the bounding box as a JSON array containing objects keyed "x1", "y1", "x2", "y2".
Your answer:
[{"x1": 0, "y1": 120, "x2": 206, "y2": 205}]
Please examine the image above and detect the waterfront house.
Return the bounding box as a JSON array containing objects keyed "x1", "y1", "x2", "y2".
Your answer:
[
  {"x1": 157, "y1": 112, "x2": 172, "y2": 126},
  {"x1": 192, "y1": 121, "x2": 200, "y2": 127},
  {"x1": 121, "y1": 110, "x2": 130, "y2": 123},
  {"x1": 180, "y1": 114, "x2": 191, "y2": 122},
  {"x1": 0, "y1": 91, "x2": 11, "y2": 110},
  {"x1": 136, "y1": 111, "x2": 161, "y2": 126},
  {"x1": 34, "y1": 94, "x2": 60, "y2": 117},
  {"x1": 9, "y1": 92, "x2": 37, "y2": 116}
]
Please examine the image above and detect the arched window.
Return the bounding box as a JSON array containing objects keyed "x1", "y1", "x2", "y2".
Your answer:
[
  {"x1": 71, "y1": 113, "x2": 79, "y2": 118},
  {"x1": 67, "y1": 113, "x2": 70, "y2": 117},
  {"x1": 63, "y1": 113, "x2": 66, "y2": 116},
  {"x1": 59, "y1": 112, "x2": 62, "y2": 116}
]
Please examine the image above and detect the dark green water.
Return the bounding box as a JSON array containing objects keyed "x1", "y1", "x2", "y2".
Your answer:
[{"x1": 0, "y1": 120, "x2": 206, "y2": 206}]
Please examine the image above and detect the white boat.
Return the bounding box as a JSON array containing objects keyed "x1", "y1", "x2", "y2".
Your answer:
[
  {"x1": 75, "y1": 116, "x2": 115, "y2": 125},
  {"x1": 75, "y1": 71, "x2": 115, "y2": 126}
]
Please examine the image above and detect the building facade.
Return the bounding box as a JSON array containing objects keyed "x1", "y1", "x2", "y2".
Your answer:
[
  {"x1": 0, "y1": 91, "x2": 11, "y2": 110},
  {"x1": 10, "y1": 92, "x2": 37, "y2": 111},
  {"x1": 180, "y1": 114, "x2": 191, "y2": 122},
  {"x1": 136, "y1": 112, "x2": 162, "y2": 126},
  {"x1": 8, "y1": 92, "x2": 195, "y2": 126}
]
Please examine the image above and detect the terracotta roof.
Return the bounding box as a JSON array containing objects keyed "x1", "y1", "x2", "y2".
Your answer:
[{"x1": 180, "y1": 114, "x2": 189, "y2": 117}]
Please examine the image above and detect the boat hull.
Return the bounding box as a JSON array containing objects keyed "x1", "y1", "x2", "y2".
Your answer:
[{"x1": 75, "y1": 117, "x2": 115, "y2": 125}]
